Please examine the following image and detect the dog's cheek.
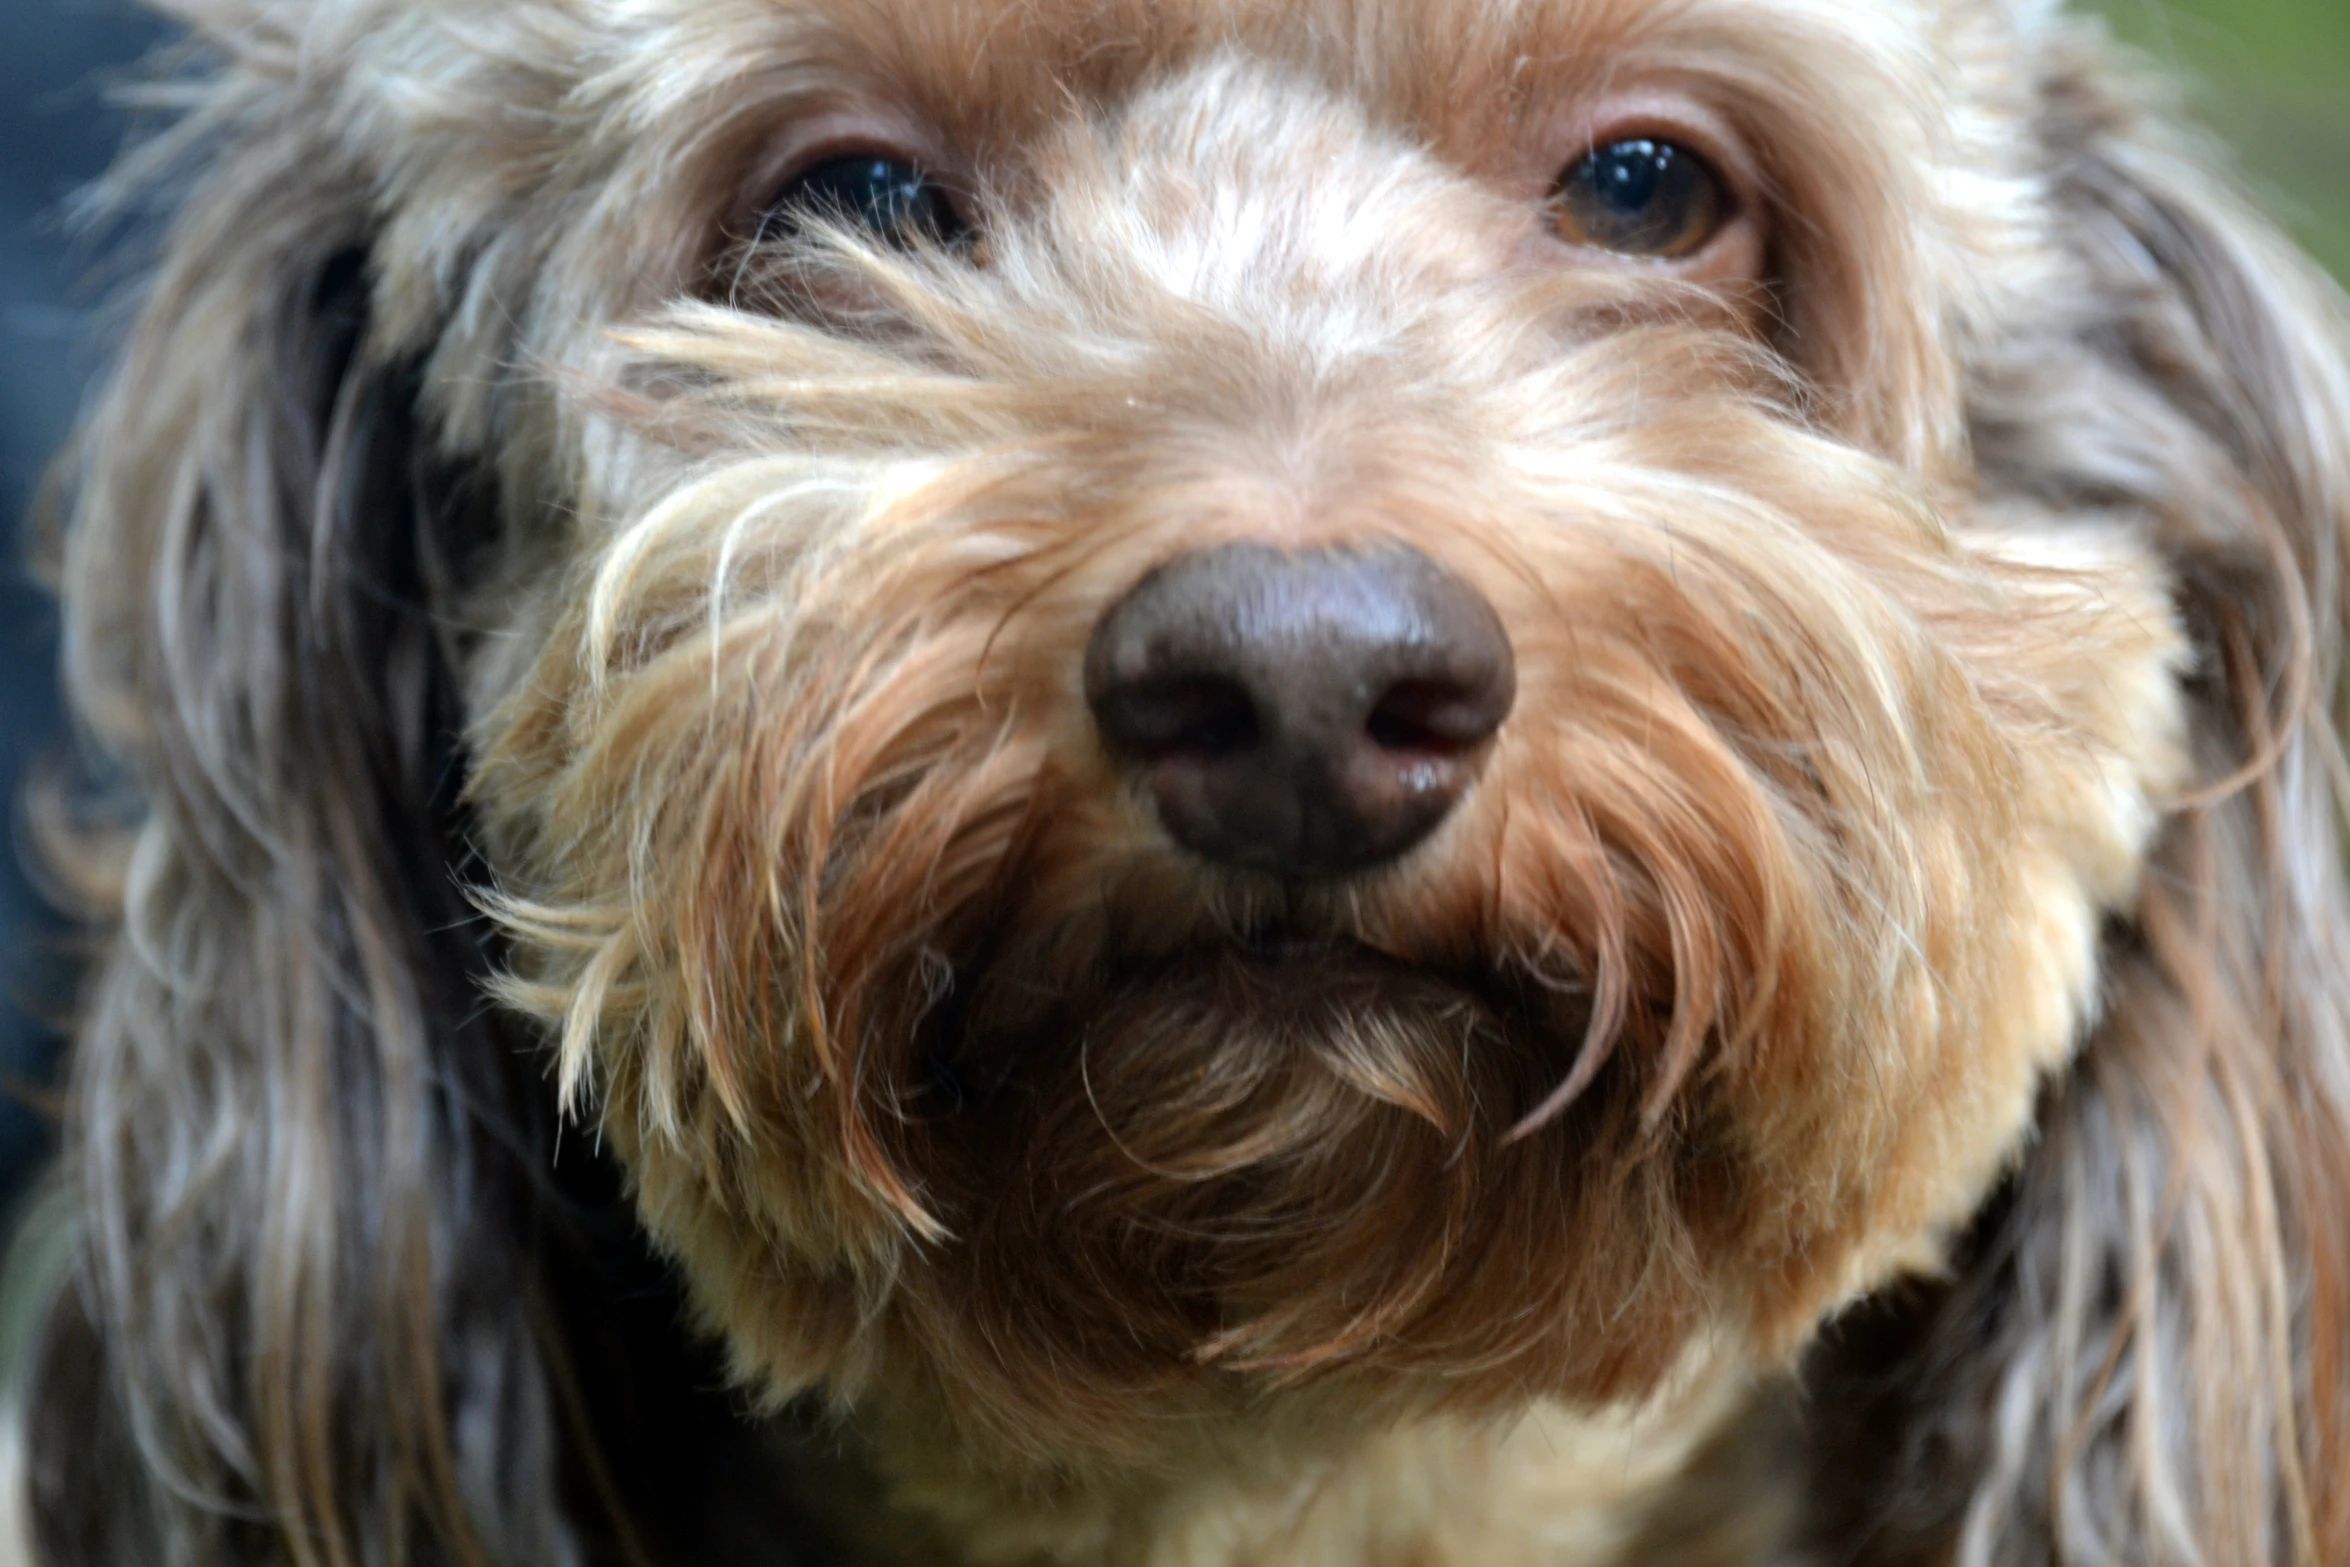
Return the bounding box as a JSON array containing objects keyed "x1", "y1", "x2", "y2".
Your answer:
[
  {"x1": 1722, "y1": 527, "x2": 2188, "y2": 1352},
  {"x1": 465, "y1": 453, "x2": 1076, "y2": 1325}
]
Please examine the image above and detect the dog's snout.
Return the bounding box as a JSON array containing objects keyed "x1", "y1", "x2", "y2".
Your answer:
[{"x1": 1086, "y1": 542, "x2": 1515, "y2": 877}]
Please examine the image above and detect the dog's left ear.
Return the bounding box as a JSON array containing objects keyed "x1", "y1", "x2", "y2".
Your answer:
[
  {"x1": 17, "y1": 31, "x2": 587, "y2": 1562},
  {"x1": 1798, "y1": 30, "x2": 2350, "y2": 1567}
]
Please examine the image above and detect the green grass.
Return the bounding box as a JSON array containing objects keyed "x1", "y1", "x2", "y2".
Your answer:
[{"x1": 2087, "y1": 0, "x2": 2350, "y2": 279}]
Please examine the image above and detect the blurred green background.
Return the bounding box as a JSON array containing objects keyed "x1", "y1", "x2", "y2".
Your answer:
[{"x1": 2090, "y1": 0, "x2": 2350, "y2": 279}]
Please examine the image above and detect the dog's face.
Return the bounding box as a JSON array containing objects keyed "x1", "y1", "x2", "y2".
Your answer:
[{"x1": 390, "y1": 0, "x2": 2193, "y2": 1465}]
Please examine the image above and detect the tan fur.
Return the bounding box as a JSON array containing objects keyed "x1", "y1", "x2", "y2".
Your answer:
[{"x1": 15, "y1": 2, "x2": 2350, "y2": 1564}]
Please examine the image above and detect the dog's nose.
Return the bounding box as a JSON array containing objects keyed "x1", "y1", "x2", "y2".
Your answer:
[{"x1": 1086, "y1": 542, "x2": 1515, "y2": 877}]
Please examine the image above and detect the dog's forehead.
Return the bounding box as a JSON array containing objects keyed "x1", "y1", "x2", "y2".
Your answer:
[
  {"x1": 369, "y1": 0, "x2": 2035, "y2": 445},
  {"x1": 553, "y1": 0, "x2": 1976, "y2": 155}
]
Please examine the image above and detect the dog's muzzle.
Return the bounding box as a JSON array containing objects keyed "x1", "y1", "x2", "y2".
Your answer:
[{"x1": 1086, "y1": 542, "x2": 1515, "y2": 877}]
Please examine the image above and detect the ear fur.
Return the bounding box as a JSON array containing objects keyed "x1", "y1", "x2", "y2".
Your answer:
[
  {"x1": 1799, "y1": 28, "x2": 2350, "y2": 1567},
  {"x1": 19, "y1": 30, "x2": 579, "y2": 1567}
]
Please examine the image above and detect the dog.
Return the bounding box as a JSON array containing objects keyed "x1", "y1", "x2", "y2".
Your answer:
[{"x1": 9, "y1": 0, "x2": 2350, "y2": 1561}]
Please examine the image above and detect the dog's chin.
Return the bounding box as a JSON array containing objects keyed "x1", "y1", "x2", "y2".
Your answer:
[{"x1": 866, "y1": 922, "x2": 1732, "y2": 1447}]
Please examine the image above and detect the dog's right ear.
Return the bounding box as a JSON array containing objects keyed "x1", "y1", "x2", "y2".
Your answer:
[
  {"x1": 1797, "y1": 25, "x2": 2350, "y2": 1567},
  {"x1": 21, "y1": 22, "x2": 582, "y2": 1567}
]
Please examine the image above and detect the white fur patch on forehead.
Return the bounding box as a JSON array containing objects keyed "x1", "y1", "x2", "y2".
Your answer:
[{"x1": 1032, "y1": 57, "x2": 1524, "y2": 321}]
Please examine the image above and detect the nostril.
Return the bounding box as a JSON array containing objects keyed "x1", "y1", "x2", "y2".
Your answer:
[
  {"x1": 1365, "y1": 678, "x2": 1495, "y2": 758},
  {"x1": 1103, "y1": 676, "x2": 1261, "y2": 761}
]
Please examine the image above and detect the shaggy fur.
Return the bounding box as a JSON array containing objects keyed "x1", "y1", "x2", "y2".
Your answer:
[{"x1": 9, "y1": 0, "x2": 2350, "y2": 1563}]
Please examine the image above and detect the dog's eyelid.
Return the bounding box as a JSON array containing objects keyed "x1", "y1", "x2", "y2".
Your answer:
[
  {"x1": 724, "y1": 104, "x2": 977, "y2": 252},
  {"x1": 754, "y1": 147, "x2": 976, "y2": 253},
  {"x1": 1565, "y1": 90, "x2": 1761, "y2": 196}
]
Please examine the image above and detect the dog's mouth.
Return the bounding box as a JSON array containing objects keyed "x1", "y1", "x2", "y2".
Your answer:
[
  {"x1": 1132, "y1": 931, "x2": 1528, "y2": 1024},
  {"x1": 893, "y1": 911, "x2": 1687, "y2": 1408},
  {"x1": 922, "y1": 919, "x2": 1596, "y2": 1127},
  {"x1": 1210, "y1": 927, "x2": 1423, "y2": 978}
]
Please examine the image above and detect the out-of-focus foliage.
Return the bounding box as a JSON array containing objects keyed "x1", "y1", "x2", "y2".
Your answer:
[{"x1": 2091, "y1": 0, "x2": 2350, "y2": 280}]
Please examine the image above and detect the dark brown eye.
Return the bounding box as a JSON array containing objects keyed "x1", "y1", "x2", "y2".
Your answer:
[
  {"x1": 1550, "y1": 139, "x2": 1727, "y2": 260},
  {"x1": 758, "y1": 153, "x2": 971, "y2": 250}
]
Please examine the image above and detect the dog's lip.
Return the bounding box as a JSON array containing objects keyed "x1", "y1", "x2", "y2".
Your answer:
[
  {"x1": 1163, "y1": 929, "x2": 1449, "y2": 985},
  {"x1": 1233, "y1": 929, "x2": 1376, "y2": 966},
  {"x1": 1119, "y1": 930, "x2": 1525, "y2": 1015},
  {"x1": 922, "y1": 929, "x2": 1587, "y2": 1118}
]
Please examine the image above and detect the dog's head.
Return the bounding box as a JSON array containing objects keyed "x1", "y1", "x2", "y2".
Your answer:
[
  {"x1": 27, "y1": 1, "x2": 2350, "y2": 1563},
  {"x1": 479, "y1": 0, "x2": 2199, "y2": 1448}
]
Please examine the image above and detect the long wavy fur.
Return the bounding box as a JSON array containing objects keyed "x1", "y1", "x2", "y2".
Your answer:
[{"x1": 1799, "y1": 63, "x2": 2350, "y2": 1566}]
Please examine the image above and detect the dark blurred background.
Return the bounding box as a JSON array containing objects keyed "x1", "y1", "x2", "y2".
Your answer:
[
  {"x1": 0, "y1": 0, "x2": 2343, "y2": 1214},
  {"x1": 1, "y1": 1, "x2": 168, "y2": 1215}
]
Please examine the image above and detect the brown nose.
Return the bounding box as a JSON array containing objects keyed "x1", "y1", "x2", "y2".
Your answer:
[{"x1": 1086, "y1": 543, "x2": 1515, "y2": 877}]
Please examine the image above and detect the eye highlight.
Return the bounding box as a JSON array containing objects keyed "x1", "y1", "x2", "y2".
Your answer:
[
  {"x1": 1549, "y1": 139, "x2": 1727, "y2": 260},
  {"x1": 758, "y1": 153, "x2": 971, "y2": 250}
]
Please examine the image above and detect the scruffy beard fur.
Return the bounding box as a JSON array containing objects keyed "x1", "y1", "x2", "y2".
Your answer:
[{"x1": 11, "y1": 1, "x2": 2350, "y2": 1565}]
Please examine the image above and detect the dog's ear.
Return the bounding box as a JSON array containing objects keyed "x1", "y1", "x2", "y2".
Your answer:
[
  {"x1": 1799, "y1": 34, "x2": 2350, "y2": 1567},
  {"x1": 20, "y1": 40, "x2": 583, "y2": 1567}
]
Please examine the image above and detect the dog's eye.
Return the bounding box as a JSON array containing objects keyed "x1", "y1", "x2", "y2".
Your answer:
[
  {"x1": 1549, "y1": 139, "x2": 1727, "y2": 260},
  {"x1": 759, "y1": 153, "x2": 970, "y2": 249}
]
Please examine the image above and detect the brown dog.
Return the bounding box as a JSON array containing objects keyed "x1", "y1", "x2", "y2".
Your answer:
[{"x1": 10, "y1": 1, "x2": 2350, "y2": 1562}]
